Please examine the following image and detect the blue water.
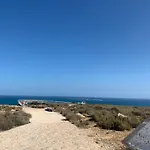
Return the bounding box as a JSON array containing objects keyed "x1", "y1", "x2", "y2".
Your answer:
[{"x1": 0, "y1": 95, "x2": 150, "y2": 107}]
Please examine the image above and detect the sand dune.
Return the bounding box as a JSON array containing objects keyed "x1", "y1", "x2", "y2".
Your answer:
[{"x1": 0, "y1": 107, "x2": 103, "y2": 150}]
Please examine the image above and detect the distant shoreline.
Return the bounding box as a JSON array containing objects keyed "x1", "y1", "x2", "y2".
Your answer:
[
  {"x1": 0, "y1": 95, "x2": 150, "y2": 107},
  {"x1": 0, "y1": 94, "x2": 150, "y2": 100}
]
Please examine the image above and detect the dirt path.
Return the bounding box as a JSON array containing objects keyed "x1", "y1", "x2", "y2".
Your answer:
[{"x1": 0, "y1": 107, "x2": 103, "y2": 150}]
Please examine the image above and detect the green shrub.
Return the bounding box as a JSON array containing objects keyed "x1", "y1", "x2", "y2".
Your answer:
[
  {"x1": 97, "y1": 115, "x2": 131, "y2": 131},
  {"x1": 78, "y1": 108, "x2": 87, "y2": 114},
  {"x1": 85, "y1": 108, "x2": 94, "y2": 117},
  {"x1": 128, "y1": 116, "x2": 140, "y2": 128},
  {"x1": 94, "y1": 105, "x2": 103, "y2": 110},
  {"x1": 132, "y1": 111, "x2": 142, "y2": 116},
  {"x1": 0, "y1": 111, "x2": 31, "y2": 131},
  {"x1": 111, "y1": 107, "x2": 120, "y2": 114},
  {"x1": 113, "y1": 118, "x2": 131, "y2": 131},
  {"x1": 36, "y1": 103, "x2": 150, "y2": 131},
  {"x1": 91, "y1": 112, "x2": 101, "y2": 122},
  {"x1": 66, "y1": 111, "x2": 78, "y2": 121},
  {"x1": 77, "y1": 120, "x2": 89, "y2": 128},
  {"x1": 55, "y1": 107, "x2": 63, "y2": 113}
]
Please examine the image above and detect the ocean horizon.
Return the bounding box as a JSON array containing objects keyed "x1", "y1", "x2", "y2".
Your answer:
[{"x1": 0, "y1": 95, "x2": 150, "y2": 107}]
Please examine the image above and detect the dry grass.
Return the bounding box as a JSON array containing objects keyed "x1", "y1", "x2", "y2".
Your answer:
[{"x1": 0, "y1": 106, "x2": 31, "y2": 131}]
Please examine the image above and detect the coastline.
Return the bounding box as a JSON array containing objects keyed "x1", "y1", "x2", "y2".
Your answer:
[{"x1": 1, "y1": 95, "x2": 150, "y2": 106}]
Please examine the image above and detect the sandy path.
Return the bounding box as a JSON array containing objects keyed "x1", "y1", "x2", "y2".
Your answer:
[{"x1": 0, "y1": 107, "x2": 102, "y2": 150}]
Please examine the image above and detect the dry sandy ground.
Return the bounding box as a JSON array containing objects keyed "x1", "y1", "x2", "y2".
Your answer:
[{"x1": 0, "y1": 107, "x2": 104, "y2": 150}]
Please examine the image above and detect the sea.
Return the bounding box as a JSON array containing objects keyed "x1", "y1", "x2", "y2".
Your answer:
[{"x1": 0, "y1": 95, "x2": 150, "y2": 107}]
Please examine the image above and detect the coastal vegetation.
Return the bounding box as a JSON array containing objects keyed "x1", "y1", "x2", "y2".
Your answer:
[
  {"x1": 29, "y1": 103, "x2": 150, "y2": 131},
  {"x1": 0, "y1": 106, "x2": 31, "y2": 131}
]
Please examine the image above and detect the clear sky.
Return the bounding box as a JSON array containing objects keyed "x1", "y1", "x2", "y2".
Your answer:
[{"x1": 0, "y1": 0, "x2": 150, "y2": 98}]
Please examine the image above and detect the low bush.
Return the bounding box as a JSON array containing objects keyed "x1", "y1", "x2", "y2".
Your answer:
[
  {"x1": 29, "y1": 103, "x2": 150, "y2": 131},
  {"x1": 132, "y1": 111, "x2": 142, "y2": 116},
  {"x1": 0, "y1": 111, "x2": 31, "y2": 131},
  {"x1": 111, "y1": 107, "x2": 120, "y2": 114},
  {"x1": 128, "y1": 116, "x2": 142, "y2": 128},
  {"x1": 55, "y1": 104, "x2": 143, "y2": 131},
  {"x1": 113, "y1": 118, "x2": 131, "y2": 131},
  {"x1": 93, "y1": 112, "x2": 131, "y2": 131}
]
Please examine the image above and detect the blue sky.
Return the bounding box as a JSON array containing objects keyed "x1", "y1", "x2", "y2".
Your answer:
[{"x1": 0, "y1": 0, "x2": 150, "y2": 98}]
